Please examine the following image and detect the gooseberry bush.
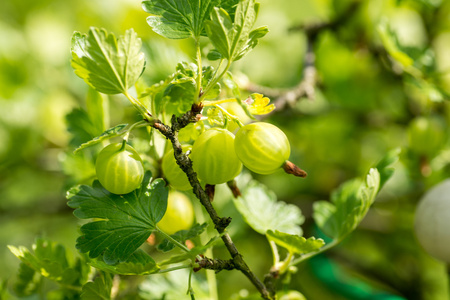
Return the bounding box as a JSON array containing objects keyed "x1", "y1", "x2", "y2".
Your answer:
[{"x1": 8, "y1": 0, "x2": 399, "y2": 299}]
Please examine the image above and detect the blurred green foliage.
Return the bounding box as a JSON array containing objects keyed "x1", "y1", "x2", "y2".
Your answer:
[{"x1": 2, "y1": 0, "x2": 450, "y2": 299}]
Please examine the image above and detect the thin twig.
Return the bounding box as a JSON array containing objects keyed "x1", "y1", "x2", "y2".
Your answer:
[
  {"x1": 149, "y1": 106, "x2": 272, "y2": 300},
  {"x1": 245, "y1": 1, "x2": 361, "y2": 111}
]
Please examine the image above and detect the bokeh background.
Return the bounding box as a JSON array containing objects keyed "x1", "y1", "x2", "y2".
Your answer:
[{"x1": 2, "y1": 0, "x2": 450, "y2": 299}]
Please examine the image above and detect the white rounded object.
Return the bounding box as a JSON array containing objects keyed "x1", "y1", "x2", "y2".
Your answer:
[{"x1": 414, "y1": 179, "x2": 450, "y2": 262}]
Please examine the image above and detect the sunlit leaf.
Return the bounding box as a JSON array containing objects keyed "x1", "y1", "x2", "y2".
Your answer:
[
  {"x1": 205, "y1": 0, "x2": 268, "y2": 61},
  {"x1": 234, "y1": 180, "x2": 304, "y2": 235},
  {"x1": 8, "y1": 239, "x2": 86, "y2": 289},
  {"x1": 67, "y1": 172, "x2": 169, "y2": 264},
  {"x1": 178, "y1": 123, "x2": 202, "y2": 142},
  {"x1": 207, "y1": 107, "x2": 225, "y2": 126},
  {"x1": 142, "y1": 0, "x2": 219, "y2": 39},
  {"x1": 313, "y1": 168, "x2": 380, "y2": 240},
  {"x1": 266, "y1": 230, "x2": 325, "y2": 255},
  {"x1": 74, "y1": 124, "x2": 128, "y2": 154},
  {"x1": 377, "y1": 20, "x2": 414, "y2": 68},
  {"x1": 71, "y1": 27, "x2": 146, "y2": 94}
]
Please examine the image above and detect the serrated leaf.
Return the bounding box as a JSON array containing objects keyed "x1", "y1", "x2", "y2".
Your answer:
[
  {"x1": 207, "y1": 49, "x2": 223, "y2": 60},
  {"x1": 205, "y1": 0, "x2": 267, "y2": 61},
  {"x1": 81, "y1": 272, "x2": 112, "y2": 300},
  {"x1": 266, "y1": 230, "x2": 325, "y2": 255},
  {"x1": 234, "y1": 181, "x2": 304, "y2": 235},
  {"x1": 142, "y1": 0, "x2": 219, "y2": 39},
  {"x1": 233, "y1": 26, "x2": 269, "y2": 60},
  {"x1": 13, "y1": 263, "x2": 39, "y2": 297},
  {"x1": 67, "y1": 172, "x2": 169, "y2": 264},
  {"x1": 207, "y1": 107, "x2": 225, "y2": 126},
  {"x1": 71, "y1": 27, "x2": 146, "y2": 94},
  {"x1": 159, "y1": 236, "x2": 221, "y2": 266},
  {"x1": 89, "y1": 249, "x2": 159, "y2": 275},
  {"x1": 158, "y1": 223, "x2": 208, "y2": 252},
  {"x1": 74, "y1": 124, "x2": 128, "y2": 154},
  {"x1": 375, "y1": 148, "x2": 400, "y2": 191},
  {"x1": 8, "y1": 239, "x2": 85, "y2": 289},
  {"x1": 313, "y1": 168, "x2": 381, "y2": 240},
  {"x1": 205, "y1": 7, "x2": 233, "y2": 58},
  {"x1": 202, "y1": 66, "x2": 221, "y2": 99}
]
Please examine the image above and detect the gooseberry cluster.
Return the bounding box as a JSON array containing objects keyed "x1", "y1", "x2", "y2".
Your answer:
[
  {"x1": 93, "y1": 121, "x2": 302, "y2": 235},
  {"x1": 163, "y1": 121, "x2": 301, "y2": 188}
]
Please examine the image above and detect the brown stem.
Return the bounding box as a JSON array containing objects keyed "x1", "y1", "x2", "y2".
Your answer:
[
  {"x1": 283, "y1": 161, "x2": 307, "y2": 178},
  {"x1": 150, "y1": 107, "x2": 272, "y2": 300},
  {"x1": 227, "y1": 180, "x2": 242, "y2": 198}
]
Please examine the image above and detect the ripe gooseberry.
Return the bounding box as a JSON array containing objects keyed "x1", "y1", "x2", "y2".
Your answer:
[
  {"x1": 234, "y1": 122, "x2": 290, "y2": 175},
  {"x1": 95, "y1": 142, "x2": 144, "y2": 195},
  {"x1": 157, "y1": 191, "x2": 194, "y2": 235},
  {"x1": 414, "y1": 179, "x2": 450, "y2": 262},
  {"x1": 190, "y1": 128, "x2": 242, "y2": 185},
  {"x1": 162, "y1": 145, "x2": 192, "y2": 191}
]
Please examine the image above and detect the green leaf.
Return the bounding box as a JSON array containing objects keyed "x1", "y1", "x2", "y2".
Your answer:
[
  {"x1": 86, "y1": 88, "x2": 106, "y2": 134},
  {"x1": 61, "y1": 151, "x2": 96, "y2": 185},
  {"x1": 81, "y1": 272, "x2": 112, "y2": 300},
  {"x1": 266, "y1": 230, "x2": 325, "y2": 255},
  {"x1": 159, "y1": 236, "x2": 221, "y2": 266},
  {"x1": 202, "y1": 66, "x2": 221, "y2": 99},
  {"x1": 142, "y1": 0, "x2": 219, "y2": 39},
  {"x1": 207, "y1": 49, "x2": 223, "y2": 60},
  {"x1": 66, "y1": 108, "x2": 101, "y2": 148},
  {"x1": 377, "y1": 20, "x2": 414, "y2": 68},
  {"x1": 89, "y1": 249, "x2": 159, "y2": 275},
  {"x1": 233, "y1": 180, "x2": 304, "y2": 235},
  {"x1": 375, "y1": 147, "x2": 400, "y2": 190},
  {"x1": 233, "y1": 26, "x2": 269, "y2": 61},
  {"x1": 205, "y1": 0, "x2": 267, "y2": 61},
  {"x1": 8, "y1": 239, "x2": 86, "y2": 289},
  {"x1": 313, "y1": 168, "x2": 381, "y2": 240},
  {"x1": 223, "y1": 71, "x2": 240, "y2": 98},
  {"x1": 74, "y1": 124, "x2": 128, "y2": 154},
  {"x1": 13, "y1": 263, "x2": 39, "y2": 296},
  {"x1": 67, "y1": 172, "x2": 169, "y2": 264},
  {"x1": 158, "y1": 223, "x2": 208, "y2": 252},
  {"x1": 207, "y1": 107, "x2": 225, "y2": 126},
  {"x1": 71, "y1": 27, "x2": 146, "y2": 94},
  {"x1": 178, "y1": 123, "x2": 202, "y2": 143},
  {"x1": 205, "y1": 7, "x2": 233, "y2": 58}
]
